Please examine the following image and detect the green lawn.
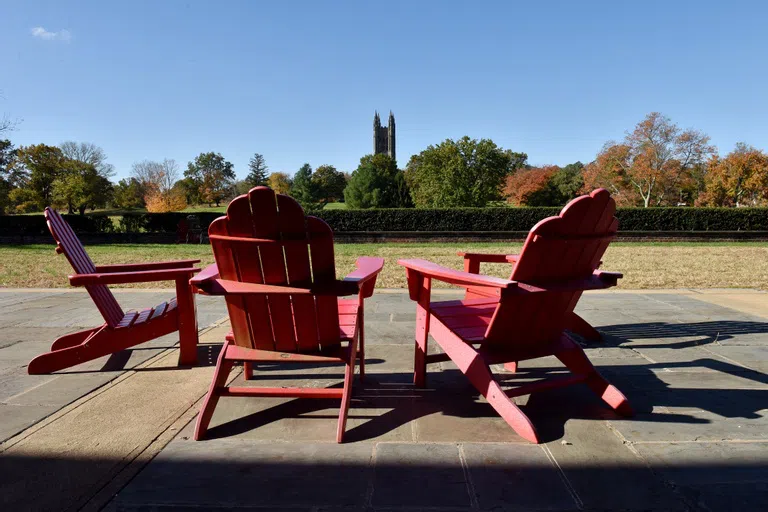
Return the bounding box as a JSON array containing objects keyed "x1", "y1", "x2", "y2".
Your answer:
[{"x1": 2, "y1": 242, "x2": 768, "y2": 290}]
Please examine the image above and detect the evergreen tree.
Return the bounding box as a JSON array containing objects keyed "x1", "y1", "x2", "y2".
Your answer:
[
  {"x1": 290, "y1": 163, "x2": 314, "y2": 206},
  {"x1": 246, "y1": 153, "x2": 269, "y2": 187},
  {"x1": 344, "y1": 154, "x2": 403, "y2": 208}
]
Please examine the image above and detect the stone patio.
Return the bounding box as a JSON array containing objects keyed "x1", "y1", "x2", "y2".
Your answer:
[{"x1": 1, "y1": 288, "x2": 767, "y2": 511}]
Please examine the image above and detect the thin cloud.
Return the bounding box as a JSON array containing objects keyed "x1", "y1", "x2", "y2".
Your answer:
[{"x1": 31, "y1": 27, "x2": 72, "y2": 42}]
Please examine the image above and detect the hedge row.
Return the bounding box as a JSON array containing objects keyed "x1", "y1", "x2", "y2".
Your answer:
[
  {"x1": 2, "y1": 207, "x2": 768, "y2": 237},
  {"x1": 316, "y1": 207, "x2": 768, "y2": 232}
]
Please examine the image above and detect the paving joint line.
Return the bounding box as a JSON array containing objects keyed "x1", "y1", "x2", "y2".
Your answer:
[
  {"x1": 457, "y1": 443, "x2": 480, "y2": 511},
  {"x1": 540, "y1": 443, "x2": 583, "y2": 510}
]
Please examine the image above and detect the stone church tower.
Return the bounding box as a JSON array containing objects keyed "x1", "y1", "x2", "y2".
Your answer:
[{"x1": 373, "y1": 111, "x2": 396, "y2": 162}]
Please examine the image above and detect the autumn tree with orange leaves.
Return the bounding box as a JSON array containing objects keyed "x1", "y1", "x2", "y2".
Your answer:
[
  {"x1": 505, "y1": 166, "x2": 559, "y2": 206},
  {"x1": 699, "y1": 143, "x2": 768, "y2": 207},
  {"x1": 583, "y1": 113, "x2": 714, "y2": 207}
]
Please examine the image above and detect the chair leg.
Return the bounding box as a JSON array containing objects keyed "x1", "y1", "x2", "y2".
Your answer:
[
  {"x1": 357, "y1": 307, "x2": 365, "y2": 383},
  {"x1": 50, "y1": 327, "x2": 99, "y2": 351},
  {"x1": 504, "y1": 361, "x2": 518, "y2": 373},
  {"x1": 567, "y1": 312, "x2": 602, "y2": 342},
  {"x1": 465, "y1": 358, "x2": 539, "y2": 443},
  {"x1": 175, "y1": 278, "x2": 199, "y2": 366},
  {"x1": 432, "y1": 322, "x2": 539, "y2": 443},
  {"x1": 243, "y1": 362, "x2": 254, "y2": 380},
  {"x1": 28, "y1": 326, "x2": 113, "y2": 375},
  {"x1": 555, "y1": 335, "x2": 633, "y2": 416},
  {"x1": 414, "y1": 305, "x2": 429, "y2": 388},
  {"x1": 336, "y1": 334, "x2": 358, "y2": 443},
  {"x1": 194, "y1": 340, "x2": 235, "y2": 440}
]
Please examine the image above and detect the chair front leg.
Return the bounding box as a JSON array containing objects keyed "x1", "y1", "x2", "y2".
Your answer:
[
  {"x1": 336, "y1": 329, "x2": 359, "y2": 443},
  {"x1": 357, "y1": 300, "x2": 365, "y2": 383},
  {"x1": 413, "y1": 276, "x2": 432, "y2": 388},
  {"x1": 195, "y1": 339, "x2": 235, "y2": 440},
  {"x1": 175, "y1": 277, "x2": 199, "y2": 366}
]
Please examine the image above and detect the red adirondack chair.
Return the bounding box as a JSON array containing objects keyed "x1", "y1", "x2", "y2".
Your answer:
[
  {"x1": 27, "y1": 208, "x2": 201, "y2": 375},
  {"x1": 399, "y1": 189, "x2": 632, "y2": 443},
  {"x1": 190, "y1": 187, "x2": 384, "y2": 443}
]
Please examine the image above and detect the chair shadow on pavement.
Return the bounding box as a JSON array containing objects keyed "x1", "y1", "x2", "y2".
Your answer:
[
  {"x1": 596, "y1": 320, "x2": 768, "y2": 349},
  {"x1": 201, "y1": 319, "x2": 768, "y2": 445}
]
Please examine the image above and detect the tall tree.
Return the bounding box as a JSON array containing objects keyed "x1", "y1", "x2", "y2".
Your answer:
[
  {"x1": 290, "y1": 163, "x2": 314, "y2": 206},
  {"x1": 504, "y1": 166, "x2": 560, "y2": 206},
  {"x1": 184, "y1": 152, "x2": 235, "y2": 206},
  {"x1": 112, "y1": 178, "x2": 146, "y2": 209},
  {"x1": 406, "y1": 136, "x2": 526, "y2": 208},
  {"x1": 584, "y1": 113, "x2": 714, "y2": 207},
  {"x1": 59, "y1": 141, "x2": 115, "y2": 178},
  {"x1": 551, "y1": 162, "x2": 585, "y2": 202},
  {"x1": 246, "y1": 153, "x2": 269, "y2": 187},
  {"x1": 0, "y1": 139, "x2": 19, "y2": 214},
  {"x1": 267, "y1": 172, "x2": 292, "y2": 194},
  {"x1": 312, "y1": 165, "x2": 347, "y2": 206},
  {"x1": 13, "y1": 144, "x2": 68, "y2": 209},
  {"x1": 52, "y1": 160, "x2": 113, "y2": 214},
  {"x1": 144, "y1": 159, "x2": 186, "y2": 212},
  {"x1": 700, "y1": 143, "x2": 768, "y2": 207},
  {"x1": 131, "y1": 160, "x2": 164, "y2": 188},
  {"x1": 344, "y1": 154, "x2": 404, "y2": 209}
]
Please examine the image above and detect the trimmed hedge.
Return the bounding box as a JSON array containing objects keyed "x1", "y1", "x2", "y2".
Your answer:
[
  {"x1": 1, "y1": 207, "x2": 767, "y2": 236},
  {"x1": 0, "y1": 214, "x2": 115, "y2": 237},
  {"x1": 315, "y1": 208, "x2": 562, "y2": 232},
  {"x1": 316, "y1": 207, "x2": 768, "y2": 232}
]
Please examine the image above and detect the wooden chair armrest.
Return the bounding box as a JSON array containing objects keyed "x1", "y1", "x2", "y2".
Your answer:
[
  {"x1": 342, "y1": 257, "x2": 385, "y2": 299},
  {"x1": 195, "y1": 278, "x2": 362, "y2": 297},
  {"x1": 399, "y1": 258, "x2": 517, "y2": 301},
  {"x1": 69, "y1": 267, "x2": 200, "y2": 286},
  {"x1": 189, "y1": 264, "x2": 220, "y2": 294},
  {"x1": 95, "y1": 259, "x2": 200, "y2": 273},
  {"x1": 459, "y1": 252, "x2": 519, "y2": 273},
  {"x1": 518, "y1": 270, "x2": 623, "y2": 294},
  {"x1": 458, "y1": 252, "x2": 518, "y2": 263}
]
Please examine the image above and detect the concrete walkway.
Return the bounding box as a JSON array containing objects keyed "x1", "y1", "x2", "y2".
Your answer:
[{"x1": 1, "y1": 289, "x2": 767, "y2": 511}]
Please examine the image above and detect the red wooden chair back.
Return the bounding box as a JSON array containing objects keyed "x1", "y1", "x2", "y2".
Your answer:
[
  {"x1": 208, "y1": 187, "x2": 342, "y2": 353},
  {"x1": 44, "y1": 208, "x2": 124, "y2": 327},
  {"x1": 485, "y1": 188, "x2": 618, "y2": 345}
]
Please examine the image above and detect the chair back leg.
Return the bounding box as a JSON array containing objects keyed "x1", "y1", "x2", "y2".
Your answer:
[{"x1": 555, "y1": 335, "x2": 633, "y2": 416}]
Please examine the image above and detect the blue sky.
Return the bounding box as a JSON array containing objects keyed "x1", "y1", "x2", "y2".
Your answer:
[{"x1": 2, "y1": 0, "x2": 767, "y2": 181}]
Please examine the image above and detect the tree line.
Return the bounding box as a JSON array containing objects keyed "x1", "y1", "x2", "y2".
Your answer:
[{"x1": 1, "y1": 111, "x2": 766, "y2": 215}]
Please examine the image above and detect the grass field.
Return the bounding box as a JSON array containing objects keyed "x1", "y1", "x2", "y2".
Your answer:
[{"x1": 2, "y1": 242, "x2": 768, "y2": 290}]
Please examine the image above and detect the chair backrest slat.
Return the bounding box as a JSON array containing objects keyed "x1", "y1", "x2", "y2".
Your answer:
[
  {"x1": 210, "y1": 187, "x2": 342, "y2": 353},
  {"x1": 44, "y1": 208, "x2": 124, "y2": 327},
  {"x1": 308, "y1": 217, "x2": 340, "y2": 345},
  {"x1": 484, "y1": 189, "x2": 617, "y2": 346},
  {"x1": 276, "y1": 194, "x2": 320, "y2": 351},
  {"x1": 248, "y1": 188, "x2": 297, "y2": 352},
  {"x1": 214, "y1": 196, "x2": 275, "y2": 351}
]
